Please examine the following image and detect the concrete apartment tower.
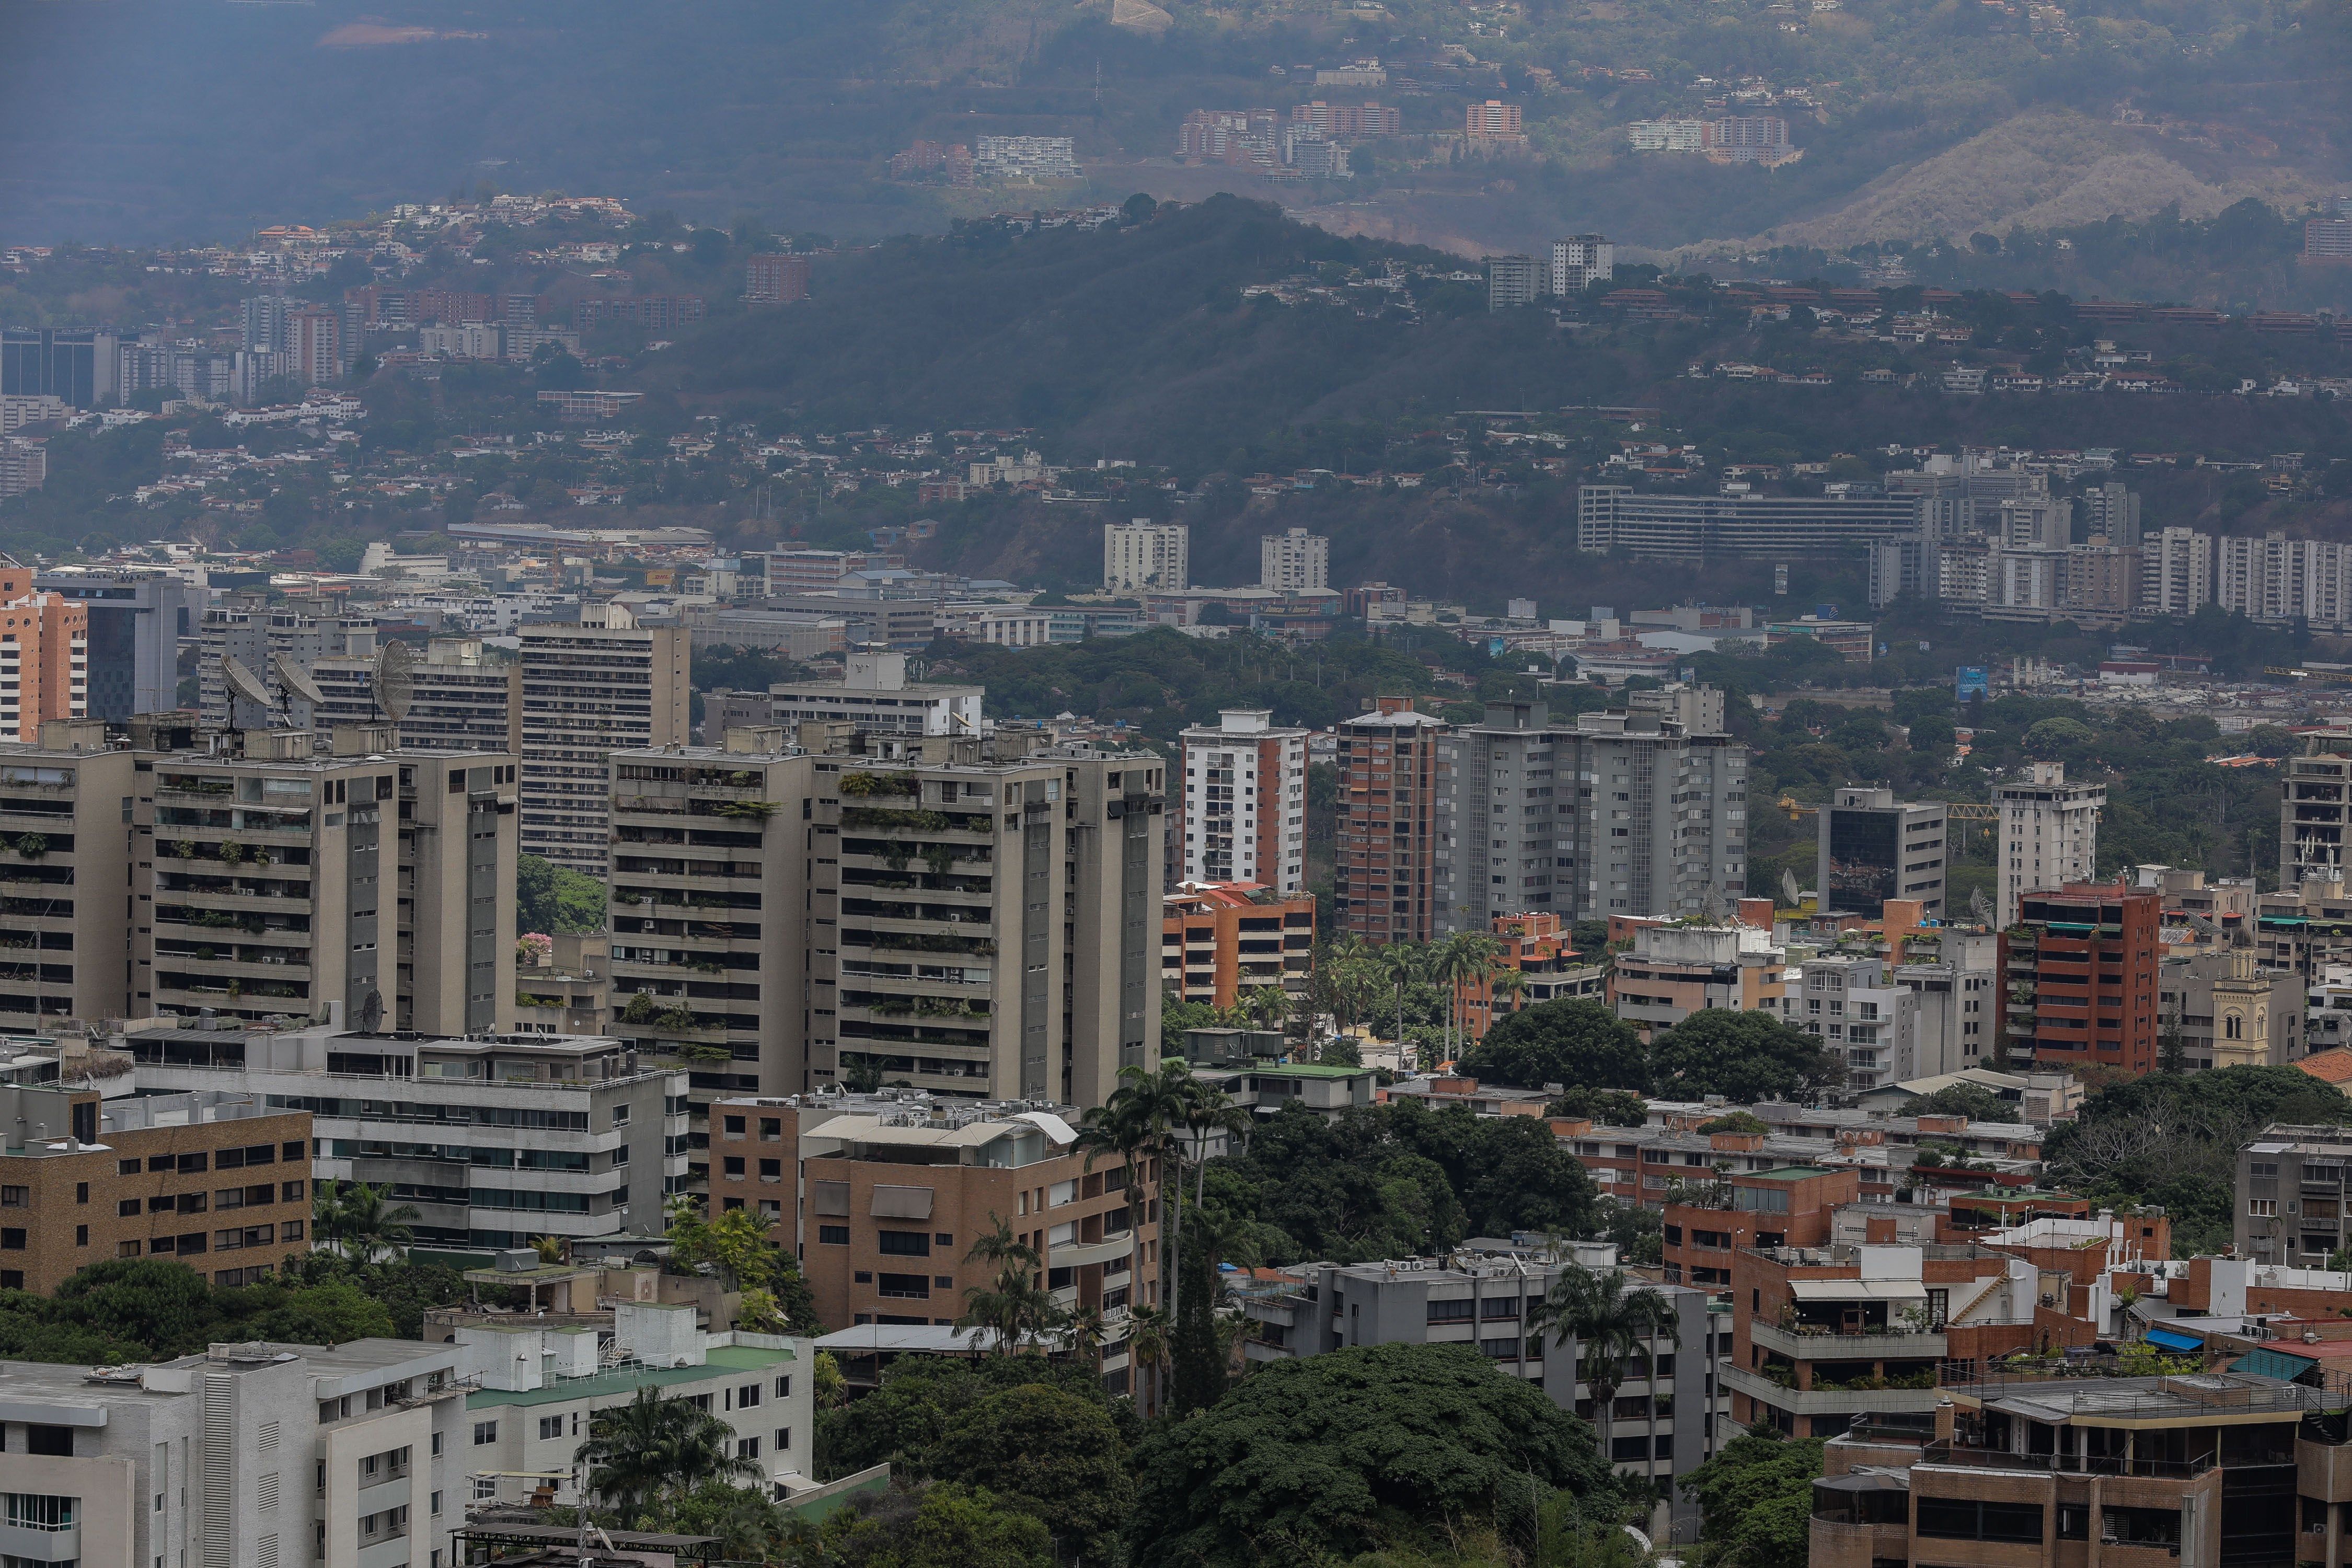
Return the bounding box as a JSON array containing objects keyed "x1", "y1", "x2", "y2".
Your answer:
[
  {"x1": 1817, "y1": 787, "x2": 1949, "y2": 917},
  {"x1": 1336, "y1": 697, "x2": 1449, "y2": 943},
  {"x1": 0, "y1": 722, "x2": 131, "y2": 1030},
  {"x1": 1994, "y1": 760, "x2": 2104, "y2": 927},
  {"x1": 1102, "y1": 520, "x2": 1187, "y2": 594},
  {"x1": 2284, "y1": 750, "x2": 2352, "y2": 890},
  {"x1": 1564, "y1": 706, "x2": 1747, "y2": 920},
  {"x1": 1259, "y1": 527, "x2": 1330, "y2": 592},
  {"x1": 517, "y1": 602, "x2": 690, "y2": 873},
  {"x1": 1177, "y1": 709, "x2": 1309, "y2": 895},
  {"x1": 1435, "y1": 700, "x2": 1579, "y2": 934}
]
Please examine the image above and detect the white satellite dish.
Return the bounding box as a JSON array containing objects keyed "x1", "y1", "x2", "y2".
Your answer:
[
  {"x1": 272, "y1": 653, "x2": 327, "y2": 708},
  {"x1": 222, "y1": 653, "x2": 274, "y2": 723},
  {"x1": 371, "y1": 641, "x2": 416, "y2": 722}
]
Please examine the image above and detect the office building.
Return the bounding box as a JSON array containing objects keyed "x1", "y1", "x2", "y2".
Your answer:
[
  {"x1": 702, "y1": 651, "x2": 979, "y2": 742},
  {"x1": 2140, "y1": 525, "x2": 2215, "y2": 616},
  {"x1": 1435, "y1": 700, "x2": 1579, "y2": 932},
  {"x1": 458, "y1": 1307, "x2": 812, "y2": 1506},
  {"x1": 755, "y1": 1090, "x2": 1156, "y2": 1385},
  {"x1": 746, "y1": 253, "x2": 813, "y2": 303},
  {"x1": 1994, "y1": 760, "x2": 2103, "y2": 926},
  {"x1": 1239, "y1": 1244, "x2": 1722, "y2": 1516},
  {"x1": 135, "y1": 733, "x2": 518, "y2": 1036},
  {"x1": 1550, "y1": 235, "x2": 1613, "y2": 294},
  {"x1": 0, "y1": 1336, "x2": 469, "y2": 1568},
  {"x1": 1, "y1": 326, "x2": 120, "y2": 409},
  {"x1": 310, "y1": 636, "x2": 520, "y2": 754},
  {"x1": 1259, "y1": 527, "x2": 1330, "y2": 593},
  {"x1": 1336, "y1": 697, "x2": 1449, "y2": 943},
  {"x1": 1575, "y1": 486, "x2": 1924, "y2": 560},
  {"x1": 1487, "y1": 253, "x2": 1543, "y2": 310},
  {"x1": 0, "y1": 727, "x2": 132, "y2": 1030},
  {"x1": 1102, "y1": 520, "x2": 1188, "y2": 594},
  {"x1": 2000, "y1": 881, "x2": 2161, "y2": 1075},
  {"x1": 1162, "y1": 881, "x2": 1316, "y2": 1009},
  {"x1": 612, "y1": 727, "x2": 1163, "y2": 1112},
  {"x1": 124, "y1": 1022, "x2": 687, "y2": 1251},
  {"x1": 0, "y1": 558, "x2": 87, "y2": 743},
  {"x1": 1817, "y1": 787, "x2": 1947, "y2": 916},
  {"x1": 34, "y1": 567, "x2": 193, "y2": 719},
  {"x1": 517, "y1": 605, "x2": 690, "y2": 874},
  {"x1": 1178, "y1": 709, "x2": 1309, "y2": 895},
  {"x1": 197, "y1": 591, "x2": 377, "y2": 729},
  {"x1": 2284, "y1": 751, "x2": 2352, "y2": 891},
  {"x1": 0, "y1": 1080, "x2": 308, "y2": 1292}
]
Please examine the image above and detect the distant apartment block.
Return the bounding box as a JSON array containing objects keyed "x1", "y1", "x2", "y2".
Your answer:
[
  {"x1": 1259, "y1": 527, "x2": 1329, "y2": 593},
  {"x1": 746, "y1": 253, "x2": 813, "y2": 303},
  {"x1": 1994, "y1": 761, "x2": 2103, "y2": 928},
  {"x1": 705, "y1": 651, "x2": 980, "y2": 741},
  {"x1": 2, "y1": 326, "x2": 123, "y2": 408},
  {"x1": 1316, "y1": 59, "x2": 1387, "y2": 88},
  {"x1": 1103, "y1": 520, "x2": 1187, "y2": 593},
  {"x1": 1336, "y1": 697, "x2": 1448, "y2": 944},
  {"x1": 1178, "y1": 110, "x2": 1279, "y2": 165},
  {"x1": 1291, "y1": 100, "x2": 1402, "y2": 136},
  {"x1": 1178, "y1": 710, "x2": 1309, "y2": 895},
  {"x1": 1465, "y1": 100, "x2": 1527, "y2": 144},
  {"x1": 1576, "y1": 485, "x2": 1924, "y2": 560},
  {"x1": 310, "y1": 637, "x2": 520, "y2": 754},
  {"x1": 0, "y1": 559, "x2": 87, "y2": 744},
  {"x1": 1627, "y1": 116, "x2": 1801, "y2": 165},
  {"x1": 517, "y1": 605, "x2": 690, "y2": 875},
  {"x1": 1551, "y1": 235, "x2": 1613, "y2": 294},
  {"x1": 889, "y1": 141, "x2": 975, "y2": 185},
  {"x1": 1488, "y1": 253, "x2": 1544, "y2": 310},
  {"x1": 973, "y1": 136, "x2": 1079, "y2": 183},
  {"x1": 1819, "y1": 787, "x2": 1949, "y2": 917},
  {"x1": 2305, "y1": 215, "x2": 2352, "y2": 261},
  {"x1": 0, "y1": 436, "x2": 48, "y2": 502},
  {"x1": 573, "y1": 295, "x2": 707, "y2": 333}
]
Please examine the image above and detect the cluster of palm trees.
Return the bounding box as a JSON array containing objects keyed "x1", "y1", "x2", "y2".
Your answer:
[
  {"x1": 1316, "y1": 931, "x2": 1527, "y2": 1067},
  {"x1": 309, "y1": 1179, "x2": 421, "y2": 1264}
]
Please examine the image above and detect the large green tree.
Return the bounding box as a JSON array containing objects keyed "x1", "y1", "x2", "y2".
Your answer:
[
  {"x1": 810, "y1": 1482, "x2": 1055, "y2": 1568},
  {"x1": 1678, "y1": 1432, "x2": 1823, "y2": 1568},
  {"x1": 927, "y1": 1386, "x2": 1133, "y2": 1564},
  {"x1": 1125, "y1": 1343, "x2": 1619, "y2": 1565},
  {"x1": 1646, "y1": 1009, "x2": 1845, "y2": 1102},
  {"x1": 1458, "y1": 1000, "x2": 1647, "y2": 1093}
]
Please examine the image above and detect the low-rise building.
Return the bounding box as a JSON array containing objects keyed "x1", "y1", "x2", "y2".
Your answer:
[
  {"x1": 1608, "y1": 920, "x2": 1789, "y2": 1035},
  {"x1": 1792, "y1": 954, "x2": 1922, "y2": 1092},
  {"x1": 1453, "y1": 912, "x2": 1606, "y2": 1040},
  {"x1": 1161, "y1": 881, "x2": 1316, "y2": 1010}
]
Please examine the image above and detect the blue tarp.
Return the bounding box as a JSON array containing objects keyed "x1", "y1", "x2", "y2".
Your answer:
[{"x1": 2143, "y1": 1325, "x2": 2203, "y2": 1353}]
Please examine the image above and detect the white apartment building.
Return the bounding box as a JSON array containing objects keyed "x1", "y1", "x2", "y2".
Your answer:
[
  {"x1": 0, "y1": 1337, "x2": 468, "y2": 1568},
  {"x1": 1895, "y1": 930, "x2": 2001, "y2": 1075},
  {"x1": 1103, "y1": 520, "x2": 1187, "y2": 594},
  {"x1": 2217, "y1": 532, "x2": 2352, "y2": 631},
  {"x1": 517, "y1": 604, "x2": 690, "y2": 873},
  {"x1": 456, "y1": 1305, "x2": 813, "y2": 1508},
  {"x1": 1549, "y1": 235, "x2": 1613, "y2": 294},
  {"x1": 1792, "y1": 954, "x2": 1921, "y2": 1092},
  {"x1": 973, "y1": 135, "x2": 1080, "y2": 182},
  {"x1": 2141, "y1": 526, "x2": 2215, "y2": 616},
  {"x1": 706, "y1": 651, "x2": 982, "y2": 740},
  {"x1": 1258, "y1": 527, "x2": 1329, "y2": 593},
  {"x1": 1178, "y1": 709, "x2": 1308, "y2": 894},
  {"x1": 1994, "y1": 760, "x2": 2104, "y2": 926}
]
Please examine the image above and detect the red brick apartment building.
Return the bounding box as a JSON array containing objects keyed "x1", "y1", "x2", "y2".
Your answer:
[
  {"x1": 2001, "y1": 881, "x2": 2161, "y2": 1074},
  {"x1": 1333, "y1": 697, "x2": 1446, "y2": 944}
]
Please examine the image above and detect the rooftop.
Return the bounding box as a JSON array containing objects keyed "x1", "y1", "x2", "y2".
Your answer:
[{"x1": 467, "y1": 1343, "x2": 791, "y2": 1409}]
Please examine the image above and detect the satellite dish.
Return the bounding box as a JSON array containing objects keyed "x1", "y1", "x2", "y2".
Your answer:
[
  {"x1": 358, "y1": 989, "x2": 384, "y2": 1034},
  {"x1": 372, "y1": 641, "x2": 416, "y2": 722},
  {"x1": 1780, "y1": 868, "x2": 1802, "y2": 907},
  {"x1": 222, "y1": 653, "x2": 276, "y2": 728},
  {"x1": 272, "y1": 653, "x2": 327, "y2": 708},
  {"x1": 1969, "y1": 888, "x2": 1995, "y2": 927}
]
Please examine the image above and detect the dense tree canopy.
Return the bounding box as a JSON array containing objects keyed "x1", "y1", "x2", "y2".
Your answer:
[
  {"x1": 1647, "y1": 1010, "x2": 1846, "y2": 1102},
  {"x1": 0, "y1": 1255, "x2": 460, "y2": 1365},
  {"x1": 1125, "y1": 1343, "x2": 1619, "y2": 1566},
  {"x1": 1458, "y1": 1000, "x2": 1647, "y2": 1094},
  {"x1": 927, "y1": 1386, "x2": 1133, "y2": 1566},
  {"x1": 1679, "y1": 1433, "x2": 1823, "y2": 1568}
]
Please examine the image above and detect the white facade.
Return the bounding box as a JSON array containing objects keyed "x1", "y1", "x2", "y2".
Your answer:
[
  {"x1": 2216, "y1": 532, "x2": 2352, "y2": 631},
  {"x1": 1995, "y1": 760, "x2": 2105, "y2": 927},
  {"x1": 1179, "y1": 709, "x2": 1308, "y2": 893},
  {"x1": 1794, "y1": 954, "x2": 1921, "y2": 1092},
  {"x1": 1549, "y1": 235, "x2": 1614, "y2": 294},
  {"x1": 752, "y1": 651, "x2": 983, "y2": 736},
  {"x1": 1258, "y1": 527, "x2": 1330, "y2": 593},
  {"x1": 1895, "y1": 931, "x2": 2001, "y2": 1076},
  {"x1": 2141, "y1": 526, "x2": 2213, "y2": 616},
  {"x1": 1103, "y1": 520, "x2": 1188, "y2": 594}
]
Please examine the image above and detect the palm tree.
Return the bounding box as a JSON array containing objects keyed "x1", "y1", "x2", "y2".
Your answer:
[
  {"x1": 1377, "y1": 943, "x2": 1423, "y2": 1063},
  {"x1": 956, "y1": 1216, "x2": 1063, "y2": 1353},
  {"x1": 1182, "y1": 1090, "x2": 1253, "y2": 1216},
  {"x1": 575, "y1": 1385, "x2": 762, "y2": 1518},
  {"x1": 1486, "y1": 967, "x2": 1530, "y2": 1037},
  {"x1": 1528, "y1": 1267, "x2": 1682, "y2": 1483},
  {"x1": 314, "y1": 1181, "x2": 419, "y2": 1264},
  {"x1": 1436, "y1": 932, "x2": 1503, "y2": 1063},
  {"x1": 1124, "y1": 1302, "x2": 1171, "y2": 1415},
  {"x1": 1077, "y1": 1062, "x2": 1188, "y2": 1320},
  {"x1": 1063, "y1": 1303, "x2": 1108, "y2": 1374}
]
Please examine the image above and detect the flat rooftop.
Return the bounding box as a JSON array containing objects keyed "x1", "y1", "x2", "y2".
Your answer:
[{"x1": 467, "y1": 1343, "x2": 791, "y2": 1409}]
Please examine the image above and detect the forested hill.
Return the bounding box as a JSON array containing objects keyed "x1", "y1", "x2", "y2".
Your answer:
[{"x1": 661, "y1": 195, "x2": 1637, "y2": 467}]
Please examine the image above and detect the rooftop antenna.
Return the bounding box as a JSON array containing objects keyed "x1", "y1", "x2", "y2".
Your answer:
[
  {"x1": 272, "y1": 652, "x2": 326, "y2": 726},
  {"x1": 371, "y1": 640, "x2": 416, "y2": 723},
  {"x1": 222, "y1": 653, "x2": 275, "y2": 731}
]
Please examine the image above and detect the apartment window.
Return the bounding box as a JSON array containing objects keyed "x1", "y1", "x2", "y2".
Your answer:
[
  {"x1": 818, "y1": 1226, "x2": 849, "y2": 1245},
  {"x1": 877, "y1": 1230, "x2": 930, "y2": 1257},
  {"x1": 472, "y1": 1421, "x2": 498, "y2": 1446},
  {"x1": 0, "y1": 1230, "x2": 24, "y2": 1251},
  {"x1": 877, "y1": 1272, "x2": 930, "y2": 1299},
  {"x1": 737, "y1": 1383, "x2": 762, "y2": 1409},
  {"x1": 775, "y1": 1427, "x2": 792, "y2": 1451},
  {"x1": 537, "y1": 1416, "x2": 563, "y2": 1440},
  {"x1": 723, "y1": 1157, "x2": 745, "y2": 1178},
  {"x1": 736, "y1": 1437, "x2": 760, "y2": 1460},
  {"x1": 774, "y1": 1375, "x2": 791, "y2": 1399},
  {"x1": 118, "y1": 1198, "x2": 140, "y2": 1218},
  {"x1": 431, "y1": 1491, "x2": 442, "y2": 1517}
]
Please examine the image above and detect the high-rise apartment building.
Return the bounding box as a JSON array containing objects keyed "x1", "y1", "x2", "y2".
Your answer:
[
  {"x1": 311, "y1": 636, "x2": 520, "y2": 753},
  {"x1": 609, "y1": 727, "x2": 1162, "y2": 1115},
  {"x1": 1817, "y1": 787, "x2": 1948, "y2": 916},
  {"x1": 1567, "y1": 707, "x2": 1747, "y2": 920},
  {"x1": 197, "y1": 591, "x2": 377, "y2": 728},
  {"x1": 285, "y1": 305, "x2": 346, "y2": 387},
  {"x1": 2140, "y1": 525, "x2": 2215, "y2": 616},
  {"x1": 1, "y1": 326, "x2": 121, "y2": 409},
  {"x1": 1549, "y1": 235, "x2": 1613, "y2": 294},
  {"x1": 0, "y1": 725, "x2": 132, "y2": 1032},
  {"x1": 2000, "y1": 880, "x2": 2160, "y2": 1074},
  {"x1": 1464, "y1": 100, "x2": 1526, "y2": 139},
  {"x1": 0, "y1": 558, "x2": 87, "y2": 743},
  {"x1": 2283, "y1": 751, "x2": 2352, "y2": 887},
  {"x1": 1102, "y1": 520, "x2": 1187, "y2": 594},
  {"x1": 0, "y1": 1337, "x2": 471, "y2": 1568},
  {"x1": 0, "y1": 435, "x2": 47, "y2": 500},
  {"x1": 134, "y1": 729, "x2": 518, "y2": 1036},
  {"x1": 1575, "y1": 486, "x2": 1925, "y2": 560},
  {"x1": 746, "y1": 253, "x2": 813, "y2": 304},
  {"x1": 1335, "y1": 697, "x2": 1448, "y2": 943},
  {"x1": 1994, "y1": 760, "x2": 2104, "y2": 926},
  {"x1": 34, "y1": 567, "x2": 194, "y2": 719},
  {"x1": 1259, "y1": 527, "x2": 1330, "y2": 593},
  {"x1": 1486, "y1": 253, "x2": 1543, "y2": 310},
  {"x1": 1435, "y1": 700, "x2": 1577, "y2": 933},
  {"x1": 1177, "y1": 710, "x2": 1308, "y2": 894},
  {"x1": 517, "y1": 605, "x2": 690, "y2": 873}
]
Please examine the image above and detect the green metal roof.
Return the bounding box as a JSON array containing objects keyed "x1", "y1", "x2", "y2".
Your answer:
[
  {"x1": 1251, "y1": 1063, "x2": 1373, "y2": 1079},
  {"x1": 467, "y1": 1344, "x2": 793, "y2": 1409},
  {"x1": 1749, "y1": 1166, "x2": 1835, "y2": 1181}
]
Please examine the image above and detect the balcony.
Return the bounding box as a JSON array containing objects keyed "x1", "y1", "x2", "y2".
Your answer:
[
  {"x1": 1054, "y1": 1235, "x2": 1138, "y2": 1270},
  {"x1": 0, "y1": 1521, "x2": 79, "y2": 1564},
  {"x1": 1724, "y1": 1362, "x2": 1944, "y2": 1416},
  {"x1": 1750, "y1": 1321, "x2": 1947, "y2": 1361}
]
